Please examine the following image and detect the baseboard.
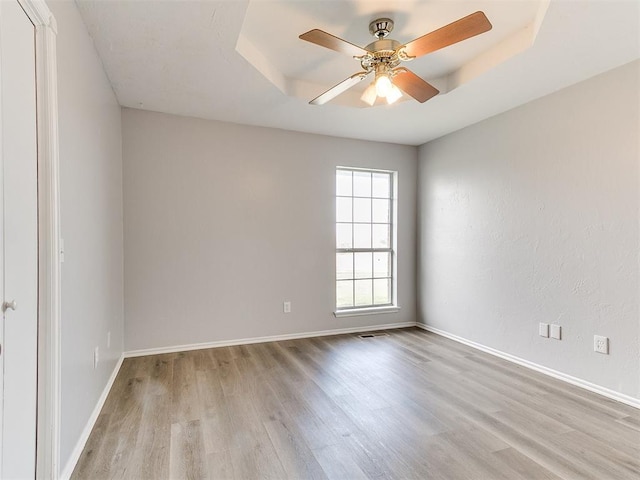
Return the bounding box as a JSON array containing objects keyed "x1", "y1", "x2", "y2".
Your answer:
[
  {"x1": 59, "y1": 354, "x2": 125, "y2": 480},
  {"x1": 415, "y1": 323, "x2": 640, "y2": 410},
  {"x1": 124, "y1": 321, "x2": 416, "y2": 358}
]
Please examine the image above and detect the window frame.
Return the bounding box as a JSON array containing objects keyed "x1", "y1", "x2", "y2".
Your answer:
[{"x1": 334, "y1": 166, "x2": 400, "y2": 316}]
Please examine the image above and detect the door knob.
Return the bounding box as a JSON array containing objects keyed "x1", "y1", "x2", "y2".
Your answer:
[{"x1": 3, "y1": 300, "x2": 17, "y2": 312}]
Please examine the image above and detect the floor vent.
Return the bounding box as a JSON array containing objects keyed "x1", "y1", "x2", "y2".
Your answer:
[{"x1": 358, "y1": 332, "x2": 389, "y2": 339}]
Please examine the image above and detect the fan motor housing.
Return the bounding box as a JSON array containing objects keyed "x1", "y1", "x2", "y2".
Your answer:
[
  {"x1": 361, "y1": 38, "x2": 402, "y2": 70},
  {"x1": 365, "y1": 38, "x2": 401, "y2": 54}
]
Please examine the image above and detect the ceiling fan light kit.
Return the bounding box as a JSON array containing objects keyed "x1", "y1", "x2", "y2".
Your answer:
[
  {"x1": 300, "y1": 11, "x2": 492, "y2": 107},
  {"x1": 386, "y1": 84, "x2": 403, "y2": 104},
  {"x1": 375, "y1": 72, "x2": 392, "y2": 97},
  {"x1": 360, "y1": 83, "x2": 377, "y2": 106}
]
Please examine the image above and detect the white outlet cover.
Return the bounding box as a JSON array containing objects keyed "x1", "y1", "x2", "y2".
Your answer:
[
  {"x1": 594, "y1": 335, "x2": 609, "y2": 354},
  {"x1": 550, "y1": 324, "x2": 561, "y2": 340},
  {"x1": 539, "y1": 323, "x2": 549, "y2": 338},
  {"x1": 283, "y1": 301, "x2": 291, "y2": 313}
]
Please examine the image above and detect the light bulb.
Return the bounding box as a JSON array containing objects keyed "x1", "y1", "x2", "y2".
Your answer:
[
  {"x1": 375, "y1": 74, "x2": 392, "y2": 98},
  {"x1": 386, "y1": 84, "x2": 402, "y2": 105},
  {"x1": 361, "y1": 83, "x2": 377, "y2": 106}
]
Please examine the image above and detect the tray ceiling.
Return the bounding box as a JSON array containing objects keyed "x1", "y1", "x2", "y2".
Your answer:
[{"x1": 76, "y1": 0, "x2": 640, "y2": 145}]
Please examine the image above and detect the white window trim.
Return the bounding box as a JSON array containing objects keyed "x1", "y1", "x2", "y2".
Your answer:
[
  {"x1": 334, "y1": 305, "x2": 401, "y2": 318},
  {"x1": 335, "y1": 167, "x2": 399, "y2": 314}
]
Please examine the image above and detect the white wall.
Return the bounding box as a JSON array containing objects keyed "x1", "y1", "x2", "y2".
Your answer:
[
  {"x1": 122, "y1": 109, "x2": 417, "y2": 352},
  {"x1": 48, "y1": 0, "x2": 124, "y2": 471},
  {"x1": 418, "y1": 60, "x2": 639, "y2": 399}
]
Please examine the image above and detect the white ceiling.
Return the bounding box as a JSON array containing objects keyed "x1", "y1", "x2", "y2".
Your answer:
[{"x1": 76, "y1": 0, "x2": 640, "y2": 146}]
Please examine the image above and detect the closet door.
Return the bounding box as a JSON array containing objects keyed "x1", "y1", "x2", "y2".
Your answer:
[{"x1": 0, "y1": 1, "x2": 39, "y2": 478}]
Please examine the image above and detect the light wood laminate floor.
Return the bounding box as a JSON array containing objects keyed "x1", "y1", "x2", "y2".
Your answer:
[{"x1": 71, "y1": 327, "x2": 640, "y2": 479}]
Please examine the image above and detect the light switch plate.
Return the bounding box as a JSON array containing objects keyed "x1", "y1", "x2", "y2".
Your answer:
[{"x1": 550, "y1": 324, "x2": 561, "y2": 340}]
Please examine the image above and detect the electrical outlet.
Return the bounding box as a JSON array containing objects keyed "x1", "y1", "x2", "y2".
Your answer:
[
  {"x1": 93, "y1": 346, "x2": 99, "y2": 369},
  {"x1": 107, "y1": 331, "x2": 111, "y2": 349},
  {"x1": 550, "y1": 324, "x2": 562, "y2": 340},
  {"x1": 594, "y1": 335, "x2": 609, "y2": 354},
  {"x1": 283, "y1": 301, "x2": 291, "y2": 313},
  {"x1": 539, "y1": 323, "x2": 549, "y2": 338}
]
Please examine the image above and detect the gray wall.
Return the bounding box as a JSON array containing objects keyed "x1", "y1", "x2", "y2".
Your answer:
[
  {"x1": 122, "y1": 109, "x2": 417, "y2": 352},
  {"x1": 49, "y1": 0, "x2": 125, "y2": 471},
  {"x1": 417, "y1": 60, "x2": 639, "y2": 399}
]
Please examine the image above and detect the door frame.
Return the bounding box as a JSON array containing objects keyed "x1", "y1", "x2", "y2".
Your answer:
[{"x1": 12, "y1": 1, "x2": 61, "y2": 478}]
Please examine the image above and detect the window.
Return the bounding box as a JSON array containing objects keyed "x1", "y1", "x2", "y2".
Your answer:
[{"x1": 335, "y1": 168, "x2": 396, "y2": 313}]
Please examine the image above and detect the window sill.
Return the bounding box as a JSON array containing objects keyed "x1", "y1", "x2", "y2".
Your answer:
[{"x1": 334, "y1": 306, "x2": 401, "y2": 318}]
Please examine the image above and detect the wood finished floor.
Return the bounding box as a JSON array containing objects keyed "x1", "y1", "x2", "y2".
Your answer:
[{"x1": 71, "y1": 327, "x2": 640, "y2": 480}]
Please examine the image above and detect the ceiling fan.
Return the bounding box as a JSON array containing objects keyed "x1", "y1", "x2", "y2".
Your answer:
[{"x1": 299, "y1": 11, "x2": 492, "y2": 106}]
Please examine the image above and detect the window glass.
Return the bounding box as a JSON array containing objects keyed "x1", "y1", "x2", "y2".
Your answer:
[
  {"x1": 336, "y1": 253, "x2": 353, "y2": 280},
  {"x1": 336, "y1": 169, "x2": 352, "y2": 196},
  {"x1": 372, "y1": 199, "x2": 389, "y2": 223},
  {"x1": 353, "y1": 198, "x2": 372, "y2": 223},
  {"x1": 353, "y1": 171, "x2": 372, "y2": 197},
  {"x1": 372, "y1": 172, "x2": 391, "y2": 198},
  {"x1": 336, "y1": 197, "x2": 352, "y2": 223}
]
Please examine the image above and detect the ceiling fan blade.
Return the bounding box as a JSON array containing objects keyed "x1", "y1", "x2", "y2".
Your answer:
[
  {"x1": 300, "y1": 29, "x2": 369, "y2": 57},
  {"x1": 392, "y1": 68, "x2": 439, "y2": 103},
  {"x1": 400, "y1": 11, "x2": 492, "y2": 59},
  {"x1": 310, "y1": 72, "x2": 370, "y2": 105}
]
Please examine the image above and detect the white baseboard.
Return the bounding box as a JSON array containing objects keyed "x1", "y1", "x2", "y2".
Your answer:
[
  {"x1": 415, "y1": 323, "x2": 640, "y2": 410},
  {"x1": 124, "y1": 321, "x2": 416, "y2": 358},
  {"x1": 59, "y1": 354, "x2": 125, "y2": 480}
]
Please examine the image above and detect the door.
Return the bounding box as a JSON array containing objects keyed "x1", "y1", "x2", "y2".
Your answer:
[{"x1": 0, "y1": 1, "x2": 39, "y2": 478}]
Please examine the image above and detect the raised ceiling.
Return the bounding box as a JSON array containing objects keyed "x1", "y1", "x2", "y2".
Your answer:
[
  {"x1": 76, "y1": 0, "x2": 640, "y2": 145},
  {"x1": 237, "y1": 1, "x2": 546, "y2": 106}
]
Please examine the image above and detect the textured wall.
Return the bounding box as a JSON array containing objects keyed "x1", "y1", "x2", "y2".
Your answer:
[
  {"x1": 49, "y1": 0, "x2": 125, "y2": 472},
  {"x1": 122, "y1": 109, "x2": 417, "y2": 352},
  {"x1": 418, "y1": 60, "x2": 639, "y2": 399}
]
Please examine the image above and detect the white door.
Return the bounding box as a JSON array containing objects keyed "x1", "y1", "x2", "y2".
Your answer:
[{"x1": 0, "y1": 1, "x2": 39, "y2": 478}]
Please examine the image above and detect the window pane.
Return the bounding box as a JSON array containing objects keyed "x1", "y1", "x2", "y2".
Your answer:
[
  {"x1": 336, "y1": 223, "x2": 352, "y2": 249},
  {"x1": 373, "y1": 252, "x2": 390, "y2": 278},
  {"x1": 372, "y1": 224, "x2": 390, "y2": 248},
  {"x1": 353, "y1": 224, "x2": 371, "y2": 248},
  {"x1": 337, "y1": 280, "x2": 354, "y2": 308},
  {"x1": 354, "y1": 279, "x2": 373, "y2": 306},
  {"x1": 354, "y1": 252, "x2": 373, "y2": 279},
  {"x1": 374, "y1": 278, "x2": 391, "y2": 305},
  {"x1": 353, "y1": 198, "x2": 371, "y2": 223},
  {"x1": 372, "y1": 198, "x2": 389, "y2": 223},
  {"x1": 336, "y1": 170, "x2": 352, "y2": 196},
  {"x1": 353, "y1": 171, "x2": 371, "y2": 197},
  {"x1": 372, "y1": 172, "x2": 390, "y2": 198},
  {"x1": 336, "y1": 197, "x2": 352, "y2": 222},
  {"x1": 336, "y1": 253, "x2": 353, "y2": 280}
]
